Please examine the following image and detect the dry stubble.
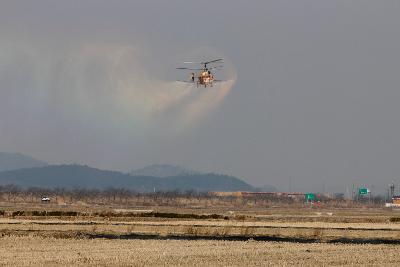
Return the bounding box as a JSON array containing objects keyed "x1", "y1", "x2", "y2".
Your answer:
[{"x1": 1, "y1": 236, "x2": 400, "y2": 266}]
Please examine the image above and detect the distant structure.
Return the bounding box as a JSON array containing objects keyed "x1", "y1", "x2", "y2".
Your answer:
[
  {"x1": 210, "y1": 191, "x2": 305, "y2": 198},
  {"x1": 393, "y1": 196, "x2": 400, "y2": 205},
  {"x1": 385, "y1": 196, "x2": 400, "y2": 208},
  {"x1": 209, "y1": 191, "x2": 321, "y2": 202},
  {"x1": 385, "y1": 183, "x2": 400, "y2": 207}
]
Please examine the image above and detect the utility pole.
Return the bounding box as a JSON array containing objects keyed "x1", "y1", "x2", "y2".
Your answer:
[
  {"x1": 390, "y1": 183, "x2": 395, "y2": 198},
  {"x1": 389, "y1": 183, "x2": 395, "y2": 200}
]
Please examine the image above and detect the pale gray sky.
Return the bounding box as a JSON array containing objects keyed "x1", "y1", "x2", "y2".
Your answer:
[{"x1": 1, "y1": 1, "x2": 400, "y2": 192}]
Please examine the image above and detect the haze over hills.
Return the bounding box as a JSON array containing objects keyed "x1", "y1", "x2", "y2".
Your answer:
[
  {"x1": 0, "y1": 153, "x2": 278, "y2": 192},
  {"x1": 0, "y1": 164, "x2": 256, "y2": 192},
  {"x1": 0, "y1": 152, "x2": 47, "y2": 172},
  {"x1": 130, "y1": 164, "x2": 201, "y2": 177},
  {"x1": 131, "y1": 164, "x2": 278, "y2": 192}
]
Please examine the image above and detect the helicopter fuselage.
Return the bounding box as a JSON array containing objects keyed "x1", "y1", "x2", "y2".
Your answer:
[{"x1": 196, "y1": 70, "x2": 214, "y2": 87}]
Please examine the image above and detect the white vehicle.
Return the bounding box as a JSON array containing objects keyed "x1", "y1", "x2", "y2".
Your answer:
[{"x1": 41, "y1": 196, "x2": 50, "y2": 202}]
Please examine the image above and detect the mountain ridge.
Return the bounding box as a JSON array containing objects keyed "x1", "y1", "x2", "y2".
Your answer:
[
  {"x1": 0, "y1": 164, "x2": 255, "y2": 192},
  {"x1": 130, "y1": 164, "x2": 201, "y2": 177}
]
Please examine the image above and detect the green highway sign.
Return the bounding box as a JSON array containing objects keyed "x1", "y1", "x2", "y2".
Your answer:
[
  {"x1": 305, "y1": 193, "x2": 316, "y2": 201},
  {"x1": 359, "y1": 188, "x2": 368, "y2": 195}
]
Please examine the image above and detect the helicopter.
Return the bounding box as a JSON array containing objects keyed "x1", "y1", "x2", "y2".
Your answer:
[{"x1": 176, "y1": 58, "x2": 225, "y2": 87}]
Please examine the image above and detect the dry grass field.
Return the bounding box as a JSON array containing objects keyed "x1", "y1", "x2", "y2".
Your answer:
[
  {"x1": 1, "y1": 217, "x2": 400, "y2": 242},
  {"x1": 0, "y1": 236, "x2": 399, "y2": 266},
  {"x1": 1, "y1": 201, "x2": 400, "y2": 266}
]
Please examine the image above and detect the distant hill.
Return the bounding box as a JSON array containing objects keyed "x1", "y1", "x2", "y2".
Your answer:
[
  {"x1": 130, "y1": 164, "x2": 201, "y2": 177},
  {"x1": 0, "y1": 164, "x2": 255, "y2": 192},
  {"x1": 0, "y1": 152, "x2": 47, "y2": 172}
]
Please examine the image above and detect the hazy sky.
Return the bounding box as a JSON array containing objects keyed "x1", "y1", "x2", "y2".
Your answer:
[{"x1": 1, "y1": 1, "x2": 400, "y2": 192}]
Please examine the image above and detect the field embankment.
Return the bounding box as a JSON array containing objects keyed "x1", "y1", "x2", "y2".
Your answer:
[{"x1": 1, "y1": 207, "x2": 400, "y2": 244}]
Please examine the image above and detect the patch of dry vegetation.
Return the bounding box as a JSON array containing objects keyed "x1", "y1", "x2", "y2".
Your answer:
[
  {"x1": 0, "y1": 236, "x2": 399, "y2": 266},
  {"x1": 1, "y1": 217, "x2": 400, "y2": 242}
]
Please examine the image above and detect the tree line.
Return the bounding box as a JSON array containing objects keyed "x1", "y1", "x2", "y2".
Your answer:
[{"x1": 0, "y1": 184, "x2": 386, "y2": 207}]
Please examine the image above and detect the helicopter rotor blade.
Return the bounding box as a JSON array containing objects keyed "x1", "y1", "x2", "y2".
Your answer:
[
  {"x1": 176, "y1": 67, "x2": 203, "y2": 70},
  {"x1": 208, "y1": 65, "x2": 223, "y2": 70},
  {"x1": 202, "y1": 58, "x2": 223, "y2": 65},
  {"x1": 182, "y1": 59, "x2": 223, "y2": 65}
]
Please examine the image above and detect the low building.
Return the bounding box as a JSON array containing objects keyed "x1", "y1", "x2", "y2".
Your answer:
[{"x1": 385, "y1": 196, "x2": 400, "y2": 207}]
